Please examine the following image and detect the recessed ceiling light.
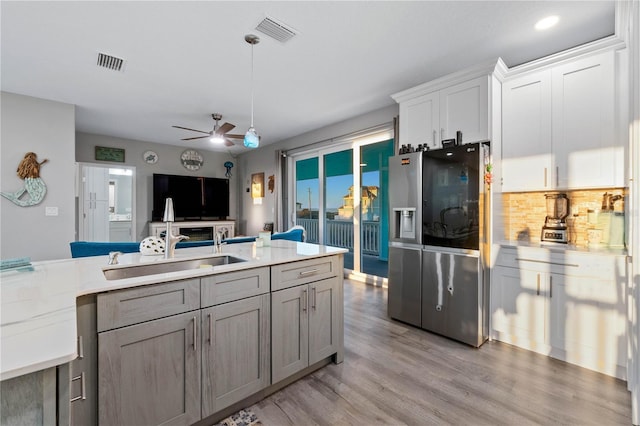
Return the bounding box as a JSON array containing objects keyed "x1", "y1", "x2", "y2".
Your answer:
[{"x1": 535, "y1": 15, "x2": 559, "y2": 31}]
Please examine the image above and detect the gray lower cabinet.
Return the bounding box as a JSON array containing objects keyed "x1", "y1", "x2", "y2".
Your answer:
[
  {"x1": 271, "y1": 276, "x2": 339, "y2": 383},
  {"x1": 98, "y1": 310, "x2": 201, "y2": 426},
  {"x1": 58, "y1": 295, "x2": 97, "y2": 426},
  {"x1": 96, "y1": 278, "x2": 201, "y2": 426},
  {"x1": 96, "y1": 271, "x2": 272, "y2": 425},
  {"x1": 201, "y1": 294, "x2": 270, "y2": 417},
  {"x1": 64, "y1": 259, "x2": 341, "y2": 425}
]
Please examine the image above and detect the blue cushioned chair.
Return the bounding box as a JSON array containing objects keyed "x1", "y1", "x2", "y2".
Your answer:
[
  {"x1": 271, "y1": 226, "x2": 305, "y2": 242},
  {"x1": 223, "y1": 226, "x2": 305, "y2": 244}
]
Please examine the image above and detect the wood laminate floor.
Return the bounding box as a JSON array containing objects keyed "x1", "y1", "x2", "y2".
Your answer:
[{"x1": 249, "y1": 279, "x2": 632, "y2": 425}]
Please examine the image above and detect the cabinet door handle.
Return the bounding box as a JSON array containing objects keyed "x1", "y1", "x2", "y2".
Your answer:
[
  {"x1": 556, "y1": 166, "x2": 559, "y2": 187},
  {"x1": 299, "y1": 269, "x2": 319, "y2": 277},
  {"x1": 441, "y1": 128, "x2": 445, "y2": 142},
  {"x1": 515, "y1": 258, "x2": 579, "y2": 268},
  {"x1": 544, "y1": 168, "x2": 547, "y2": 187},
  {"x1": 433, "y1": 130, "x2": 437, "y2": 146},
  {"x1": 302, "y1": 289, "x2": 308, "y2": 312},
  {"x1": 77, "y1": 335, "x2": 84, "y2": 360},
  {"x1": 192, "y1": 316, "x2": 197, "y2": 352},
  {"x1": 208, "y1": 313, "x2": 212, "y2": 346},
  {"x1": 549, "y1": 276, "x2": 553, "y2": 298},
  {"x1": 70, "y1": 372, "x2": 86, "y2": 403},
  {"x1": 536, "y1": 274, "x2": 540, "y2": 296},
  {"x1": 312, "y1": 287, "x2": 317, "y2": 310}
]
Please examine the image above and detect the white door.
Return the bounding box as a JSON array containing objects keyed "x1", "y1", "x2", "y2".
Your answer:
[{"x1": 79, "y1": 164, "x2": 135, "y2": 241}]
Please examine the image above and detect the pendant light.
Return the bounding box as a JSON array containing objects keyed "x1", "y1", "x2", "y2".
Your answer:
[{"x1": 244, "y1": 34, "x2": 260, "y2": 148}]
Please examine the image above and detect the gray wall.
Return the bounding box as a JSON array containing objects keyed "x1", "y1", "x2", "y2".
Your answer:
[
  {"x1": 75, "y1": 132, "x2": 239, "y2": 240},
  {"x1": 237, "y1": 104, "x2": 398, "y2": 236},
  {"x1": 0, "y1": 90, "x2": 395, "y2": 261},
  {"x1": 1, "y1": 92, "x2": 75, "y2": 261}
]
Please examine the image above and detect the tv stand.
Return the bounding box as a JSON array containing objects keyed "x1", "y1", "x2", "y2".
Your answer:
[{"x1": 149, "y1": 220, "x2": 235, "y2": 241}]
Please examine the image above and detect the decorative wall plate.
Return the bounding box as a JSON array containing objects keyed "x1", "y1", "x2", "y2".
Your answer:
[
  {"x1": 143, "y1": 150, "x2": 158, "y2": 164},
  {"x1": 181, "y1": 149, "x2": 203, "y2": 171}
]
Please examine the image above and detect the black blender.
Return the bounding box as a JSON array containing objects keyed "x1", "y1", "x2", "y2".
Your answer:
[{"x1": 541, "y1": 193, "x2": 570, "y2": 243}]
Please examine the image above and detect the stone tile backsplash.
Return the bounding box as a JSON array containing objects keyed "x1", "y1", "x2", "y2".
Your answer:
[{"x1": 500, "y1": 188, "x2": 626, "y2": 247}]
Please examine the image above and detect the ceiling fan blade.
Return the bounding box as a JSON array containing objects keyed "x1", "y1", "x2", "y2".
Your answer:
[
  {"x1": 172, "y1": 125, "x2": 211, "y2": 134},
  {"x1": 223, "y1": 137, "x2": 235, "y2": 147},
  {"x1": 217, "y1": 122, "x2": 236, "y2": 135},
  {"x1": 181, "y1": 135, "x2": 210, "y2": 141},
  {"x1": 226, "y1": 133, "x2": 244, "y2": 140}
]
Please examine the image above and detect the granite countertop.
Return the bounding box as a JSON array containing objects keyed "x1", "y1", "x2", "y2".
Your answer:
[{"x1": 0, "y1": 240, "x2": 347, "y2": 381}]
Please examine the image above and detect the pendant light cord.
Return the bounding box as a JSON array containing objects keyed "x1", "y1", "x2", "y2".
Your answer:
[
  {"x1": 243, "y1": 34, "x2": 260, "y2": 148},
  {"x1": 250, "y1": 41, "x2": 254, "y2": 128}
]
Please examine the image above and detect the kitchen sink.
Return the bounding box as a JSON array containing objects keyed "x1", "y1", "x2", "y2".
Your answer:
[{"x1": 103, "y1": 255, "x2": 246, "y2": 280}]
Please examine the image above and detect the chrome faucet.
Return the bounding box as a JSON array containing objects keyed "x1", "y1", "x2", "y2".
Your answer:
[
  {"x1": 162, "y1": 198, "x2": 189, "y2": 259},
  {"x1": 108, "y1": 251, "x2": 123, "y2": 265},
  {"x1": 214, "y1": 231, "x2": 225, "y2": 253}
]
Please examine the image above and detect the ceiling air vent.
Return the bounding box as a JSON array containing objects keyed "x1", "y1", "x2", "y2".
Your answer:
[
  {"x1": 97, "y1": 52, "x2": 125, "y2": 71},
  {"x1": 256, "y1": 16, "x2": 297, "y2": 43}
]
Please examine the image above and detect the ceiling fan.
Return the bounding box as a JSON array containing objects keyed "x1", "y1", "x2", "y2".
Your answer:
[{"x1": 172, "y1": 113, "x2": 244, "y2": 147}]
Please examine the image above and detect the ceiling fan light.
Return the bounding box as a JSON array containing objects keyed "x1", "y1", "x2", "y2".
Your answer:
[
  {"x1": 210, "y1": 134, "x2": 224, "y2": 144},
  {"x1": 244, "y1": 126, "x2": 259, "y2": 148}
]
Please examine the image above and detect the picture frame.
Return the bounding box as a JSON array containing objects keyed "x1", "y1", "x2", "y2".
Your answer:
[
  {"x1": 95, "y1": 146, "x2": 125, "y2": 163},
  {"x1": 251, "y1": 172, "x2": 264, "y2": 198}
]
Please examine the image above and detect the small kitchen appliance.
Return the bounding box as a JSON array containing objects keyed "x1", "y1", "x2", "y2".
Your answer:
[
  {"x1": 598, "y1": 192, "x2": 625, "y2": 248},
  {"x1": 541, "y1": 193, "x2": 570, "y2": 243}
]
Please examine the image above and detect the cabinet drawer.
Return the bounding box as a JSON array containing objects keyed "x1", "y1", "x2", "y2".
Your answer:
[
  {"x1": 496, "y1": 246, "x2": 626, "y2": 279},
  {"x1": 97, "y1": 279, "x2": 200, "y2": 332},
  {"x1": 201, "y1": 267, "x2": 269, "y2": 307},
  {"x1": 271, "y1": 256, "x2": 339, "y2": 291}
]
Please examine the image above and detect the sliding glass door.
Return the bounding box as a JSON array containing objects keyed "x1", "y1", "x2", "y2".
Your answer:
[
  {"x1": 323, "y1": 149, "x2": 355, "y2": 270},
  {"x1": 359, "y1": 139, "x2": 394, "y2": 277},
  {"x1": 294, "y1": 155, "x2": 319, "y2": 243},
  {"x1": 289, "y1": 130, "x2": 394, "y2": 279}
]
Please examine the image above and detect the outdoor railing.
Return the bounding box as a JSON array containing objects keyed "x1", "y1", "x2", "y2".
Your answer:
[{"x1": 296, "y1": 218, "x2": 380, "y2": 255}]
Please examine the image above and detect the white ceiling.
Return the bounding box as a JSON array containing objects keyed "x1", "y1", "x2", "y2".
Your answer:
[{"x1": 1, "y1": 1, "x2": 615, "y2": 154}]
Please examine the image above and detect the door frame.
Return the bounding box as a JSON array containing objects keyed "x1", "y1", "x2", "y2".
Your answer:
[
  {"x1": 286, "y1": 124, "x2": 393, "y2": 278},
  {"x1": 77, "y1": 162, "x2": 136, "y2": 241}
]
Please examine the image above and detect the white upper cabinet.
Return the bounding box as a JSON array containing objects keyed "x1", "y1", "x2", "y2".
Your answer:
[
  {"x1": 398, "y1": 92, "x2": 439, "y2": 150},
  {"x1": 502, "y1": 70, "x2": 553, "y2": 192},
  {"x1": 393, "y1": 60, "x2": 503, "y2": 151},
  {"x1": 439, "y1": 76, "x2": 489, "y2": 144},
  {"x1": 551, "y1": 51, "x2": 619, "y2": 189},
  {"x1": 501, "y1": 48, "x2": 624, "y2": 192}
]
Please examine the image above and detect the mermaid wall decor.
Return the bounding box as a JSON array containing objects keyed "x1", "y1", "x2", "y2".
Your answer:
[{"x1": 1, "y1": 152, "x2": 48, "y2": 207}]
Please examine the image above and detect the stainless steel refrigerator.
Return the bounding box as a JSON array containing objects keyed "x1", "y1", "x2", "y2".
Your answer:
[
  {"x1": 387, "y1": 151, "x2": 422, "y2": 327},
  {"x1": 421, "y1": 142, "x2": 490, "y2": 347}
]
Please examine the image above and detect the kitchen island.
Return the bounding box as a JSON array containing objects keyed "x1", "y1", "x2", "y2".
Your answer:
[{"x1": 1, "y1": 240, "x2": 346, "y2": 425}]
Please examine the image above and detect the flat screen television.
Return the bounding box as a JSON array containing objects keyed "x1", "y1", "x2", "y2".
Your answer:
[{"x1": 152, "y1": 173, "x2": 229, "y2": 221}]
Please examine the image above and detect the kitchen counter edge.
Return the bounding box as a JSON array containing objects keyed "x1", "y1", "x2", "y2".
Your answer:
[{"x1": 0, "y1": 240, "x2": 347, "y2": 381}]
